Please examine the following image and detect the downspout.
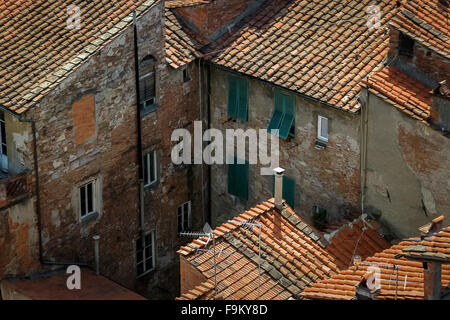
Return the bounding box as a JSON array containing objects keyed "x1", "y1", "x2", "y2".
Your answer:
[
  {"x1": 133, "y1": 10, "x2": 145, "y2": 236},
  {"x1": 15, "y1": 109, "x2": 88, "y2": 267},
  {"x1": 360, "y1": 76, "x2": 371, "y2": 213},
  {"x1": 206, "y1": 60, "x2": 212, "y2": 225}
]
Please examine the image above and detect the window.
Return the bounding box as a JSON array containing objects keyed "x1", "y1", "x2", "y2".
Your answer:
[
  {"x1": 139, "y1": 55, "x2": 156, "y2": 113},
  {"x1": 272, "y1": 175, "x2": 295, "y2": 208},
  {"x1": 228, "y1": 158, "x2": 249, "y2": 201},
  {"x1": 143, "y1": 150, "x2": 157, "y2": 186},
  {"x1": 317, "y1": 116, "x2": 328, "y2": 142},
  {"x1": 228, "y1": 75, "x2": 249, "y2": 122},
  {"x1": 177, "y1": 201, "x2": 191, "y2": 233},
  {"x1": 79, "y1": 180, "x2": 95, "y2": 218},
  {"x1": 399, "y1": 33, "x2": 414, "y2": 57},
  {"x1": 267, "y1": 91, "x2": 295, "y2": 139},
  {"x1": 313, "y1": 206, "x2": 327, "y2": 230},
  {"x1": 136, "y1": 231, "x2": 155, "y2": 276},
  {"x1": 0, "y1": 110, "x2": 8, "y2": 172},
  {"x1": 183, "y1": 68, "x2": 190, "y2": 82}
]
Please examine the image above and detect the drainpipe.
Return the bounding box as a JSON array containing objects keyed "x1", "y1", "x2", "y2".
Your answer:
[
  {"x1": 93, "y1": 235, "x2": 100, "y2": 275},
  {"x1": 11, "y1": 107, "x2": 88, "y2": 267},
  {"x1": 132, "y1": 9, "x2": 145, "y2": 237},
  {"x1": 206, "y1": 61, "x2": 212, "y2": 225}
]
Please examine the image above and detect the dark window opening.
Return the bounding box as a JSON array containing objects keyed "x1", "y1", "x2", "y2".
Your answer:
[
  {"x1": 139, "y1": 55, "x2": 156, "y2": 113},
  {"x1": 399, "y1": 33, "x2": 414, "y2": 58},
  {"x1": 183, "y1": 68, "x2": 190, "y2": 82},
  {"x1": 80, "y1": 181, "x2": 95, "y2": 218},
  {"x1": 136, "y1": 232, "x2": 155, "y2": 276}
]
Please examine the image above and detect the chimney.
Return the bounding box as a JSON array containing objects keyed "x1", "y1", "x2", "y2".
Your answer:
[
  {"x1": 419, "y1": 215, "x2": 445, "y2": 239},
  {"x1": 273, "y1": 167, "x2": 285, "y2": 210},
  {"x1": 423, "y1": 261, "x2": 442, "y2": 300},
  {"x1": 93, "y1": 235, "x2": 100, "y2": 275},
  {"x1": 430, "y1": 81, "x2": 450, "y2": 132}
]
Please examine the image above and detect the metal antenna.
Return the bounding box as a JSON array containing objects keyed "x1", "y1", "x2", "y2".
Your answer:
[
  {"x1": 179, "y1": 231, "x2": 218, "y2": 299},
  {"x1": 228, "y1": 219, "x2": 263, "y2": 300}
]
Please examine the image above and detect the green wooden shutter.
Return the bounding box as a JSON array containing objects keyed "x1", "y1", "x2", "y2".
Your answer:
[
  {"x1": 268, "y1": 91, "x2": 284, "y2": 134},
  {"x1": 228, "y1": 76, "x2": 238, "y2": 119},
  {"x1": 228, "y1": 162, "x2": 237, "y2": 196},
  {"x1": 283, "y1": 176, "x2": 295, "y2": 208},
  {"x1": 236, "y1": 160, "x2": 249, "y2": 201},
  {"x1": 279, "y1": 94, "x2": 295, "y2": 139},
  {"x1": 237, "y1": 78, "x2": 248, "y2": 122}
]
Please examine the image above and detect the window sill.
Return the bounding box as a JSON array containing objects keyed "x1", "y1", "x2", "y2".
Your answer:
[
  {"x1": 144, "y1": 180, "x2": 159, "y2": 190},
  {"x1": 136, "y1": 267, "x2": 156, "y2": 279},
  {"x1": 315, "y1": 139, "x2": 328, "y2": 150},
  {"x1": 140, "y1": 104, "x2": 158, "y2": 117},
  {"x1": 81, "y1": 211, "x2": 99, "y2": 224}
]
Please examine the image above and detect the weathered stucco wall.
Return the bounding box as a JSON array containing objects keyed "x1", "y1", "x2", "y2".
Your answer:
[
  {"x1": 364, "y1": 92, "x2": 450, "y2": 238},
  {"x1": 0, "y1": 198, "x2": 40, "y2": 279},
  {"x1": 209, "y1": 66, "x2": 361, "y2": 227},
  {"x1": 4, "y1": 112, "x2": 33, "y2": 176}
]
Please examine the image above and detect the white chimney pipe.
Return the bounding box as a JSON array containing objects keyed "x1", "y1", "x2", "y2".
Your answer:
[
  {"x1": 93, "y1": 235, "x2": 100, "y2": 275},
  {"x1": 273, "y1": 167, "x2": 285, "y2": 210}
]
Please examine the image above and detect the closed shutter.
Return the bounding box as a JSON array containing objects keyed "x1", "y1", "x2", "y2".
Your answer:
[
  {"x1": 237, "y1": 78, "x2": 248, "y2": 122},
  {"x1": 228, "y1": 159, "x2": 248, "y2": 201}
]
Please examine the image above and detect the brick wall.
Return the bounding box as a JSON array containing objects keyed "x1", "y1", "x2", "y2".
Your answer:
[{"x1": 179, "y1": 255, "x2": 207, "y2": 294}]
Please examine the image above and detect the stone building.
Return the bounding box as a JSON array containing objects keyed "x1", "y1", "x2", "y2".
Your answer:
[
  {"x1": 198, "y1": 0, "x2": 398, "y2": 226},
  {"x1": 0, "y1": 0, "x2": 206, "y2": 299},
  {"x1": 360, "y1": 0, "x2": 450, "y2": 238}
]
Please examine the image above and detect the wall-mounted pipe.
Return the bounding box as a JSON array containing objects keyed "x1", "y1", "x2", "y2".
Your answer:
[{"x1": 93, "y1": 235, "x2": 100, "y2": 275}]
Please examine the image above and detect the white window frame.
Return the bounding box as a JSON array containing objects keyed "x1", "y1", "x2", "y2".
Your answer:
[
  {"x1": 317, "y1": 115, "x2": 328, "y2": 142},
  {"x1": 79, "y1": 180, "x2": 97, "y2": 219},
  {"x1": 143, "y1": 150, "x2": 158, "y2": 187},
  {"x1": 177, "y1": 201, "x2": 191, "y2": 233},
  {"x1": 136, "y1": 231, "x2": 156, "y2": 277}
]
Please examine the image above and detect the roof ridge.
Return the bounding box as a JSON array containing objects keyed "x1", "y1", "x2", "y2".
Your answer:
[{"x1": 177, "y1": 199, "x2": 275, "y2": 256}]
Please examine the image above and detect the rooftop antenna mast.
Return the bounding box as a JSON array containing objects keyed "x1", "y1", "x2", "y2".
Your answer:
[
  {"x1": 179, "y1": 229, "x2": 218, "y2": 299},
  {"x1": 228, "y1": 219, "x2": 263, "y2": 300}
]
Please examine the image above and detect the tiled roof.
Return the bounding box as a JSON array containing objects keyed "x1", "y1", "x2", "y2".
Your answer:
[
  {"x1": 166, "y1": 0, "x2": 211, "y2": 8},
  {"x1": 165, "y1": 8, "x2": 203, "y2": 68},
  {"x1": 323, "y1": 216, "x2": 391, "y2": 270},
  {"x1": 0, "y1": 0, "x2": 157, "y2": 114},
  {"x1": 176, "y1": 280, "x2": 217, "y2": 300},
  {"x1": 300, "y1": 226, "x2": 450, "y2": 300},
  {"x1": 207, "y1": 0, "x2": 399, "y2": 113},
  {"x1": 366, "y1": 66, "x2": 432, "y2": 124},
  {"x1": 390, "y1": 0, "x2": 450, "y2": 58},
  {"x1": 178, "y1": 199, "x2": 341, "y2": 300},
  {"x1": 0, "y1": 268, "x2": 147, "y2": 300}
]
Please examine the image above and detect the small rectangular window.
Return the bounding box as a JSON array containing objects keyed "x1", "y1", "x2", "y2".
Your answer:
[
  {"x1": 79, "y1": 181, "x2": 95, "y2": 218},
  {"x1": 183, "y1": 68, "x2": 190, "y2": 82},
  {"x1": 177, "y1": 201, "x2": 191, "y2": 233},
  {"x1": 228, "y1": 75, "x2": 249, "y2": 122},
  {"x1": 136, "y1": 231, "x2": 155, "y2": 276},
  {"x1": 317, "y1": 116, "x2": 328, "y2": 142},
  {"x1": 268, "y1": 91, "x2": 295, "y2": 139},
  {"x1": 143, "y1": 150, "x2": 158, "y2": 187}
]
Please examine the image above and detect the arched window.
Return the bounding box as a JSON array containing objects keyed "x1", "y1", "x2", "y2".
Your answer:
[{"x1": 139, "y1": 55, "x2": 156, "y2": 111}]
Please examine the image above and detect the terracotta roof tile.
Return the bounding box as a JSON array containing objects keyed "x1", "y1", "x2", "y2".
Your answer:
[
  {"x1": 300, "y1": 226, "x2": 450, "y2": 300},
  {"x1": 0, "y1": 0, "x2": 158, "y2": 114},
  {"x1": 207, "y1": 0, "x2": 399, "y2": 113},
  {"x1": 164, "y1": 8, "x2": 203, "y2": 68},
  {"x1": 390, "y1": 0, "x2": 450, "y2": 59},
  {"x1": 366, "y1": 66, "x2": 433, "y2": 123},
  {"x1": 177, "y1": 198, "x2": 340, "y2": 300}
]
